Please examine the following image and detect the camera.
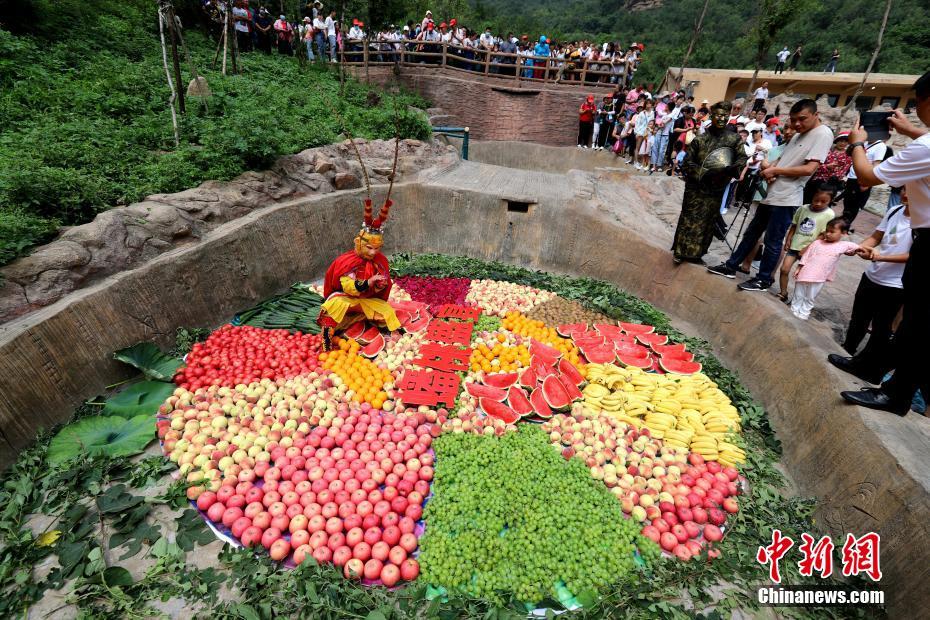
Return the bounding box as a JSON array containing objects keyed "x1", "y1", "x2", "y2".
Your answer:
[{"x1": 859, "y1": 111, "x2": 894, "y2": 142}]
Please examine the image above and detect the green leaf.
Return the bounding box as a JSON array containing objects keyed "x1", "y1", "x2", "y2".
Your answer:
[
  {"x1": 113, "y1": 342, "x2": 182, "y2": 381},
  {"x1": 103, "y1": 381, "x2": 175, "y2": 418},
  {"x1": 233, "y1": 604, "x2": 261, "y2": 620},
  {"x1": 365, "y1": 611, "x2": 388, "y2": 620},
  {"x1": 46, "y1": 416, "x2": 155, "y2": 465},
  {"x1": 102, "y1": 566, "x2": 133, "y2": 587}
]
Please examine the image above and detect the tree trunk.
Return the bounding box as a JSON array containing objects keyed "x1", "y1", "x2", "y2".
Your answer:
[
  {"x1": 843, "y1": 0, "x2": 893, "y2": 117},
  {"x1": 675, "y1": 0, "x2": 710, "y2": 89},
  {"x1": 158, "y1": 8, "x2": 180, "y2": 147},
  {"x1": 746, "y1": 60, "x2": 762, "y2": 104}
]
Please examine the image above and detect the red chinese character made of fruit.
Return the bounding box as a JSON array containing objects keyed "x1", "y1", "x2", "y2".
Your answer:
[
  {"x1": 841, "y1": 532, "x2": 882, "y2": 582},
  {"x1": 797, "y1": 533, "x2": 835, "y2": 579},
  {"x1": 425, "y1": 319, "x2": 473, "y2": 345},
  {"x1": 413, "y1": 342, "x2": 473, "y2": 373},
  {"x1": 396, "y1": 369, "x2": 461, "y2": 408},
  {"x1": 756, "y1": 529, "x2": 794, "y2": 584},
  {"x1": 317, "y1": 198, "x2": 400, "y2": 350}
]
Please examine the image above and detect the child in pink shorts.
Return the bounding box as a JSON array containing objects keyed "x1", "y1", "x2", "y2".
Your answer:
[{"x1": 791, "y1": 218, "x2": 860, "y2": 320}]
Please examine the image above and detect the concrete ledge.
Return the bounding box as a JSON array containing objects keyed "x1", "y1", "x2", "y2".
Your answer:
[{"x1": 0, "y1": 166, "x2": 927, "y2": 612}]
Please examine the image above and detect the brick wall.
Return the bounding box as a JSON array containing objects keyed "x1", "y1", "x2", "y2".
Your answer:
[{"x1": 353, "y1": 66, "x2": 616, "y2": 146}]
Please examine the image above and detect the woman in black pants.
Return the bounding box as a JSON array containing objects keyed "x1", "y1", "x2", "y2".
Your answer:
[{"x1": 830, "y1": 191, "x2": 912, "y2": 382}]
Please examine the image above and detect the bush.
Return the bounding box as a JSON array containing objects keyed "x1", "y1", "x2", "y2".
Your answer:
[
  {"x1": 0, "y1": 3, "x2": 431, "y2": 267},
  {"x1": 0, "y1": 210, "x2": 58, "y2": 266}
]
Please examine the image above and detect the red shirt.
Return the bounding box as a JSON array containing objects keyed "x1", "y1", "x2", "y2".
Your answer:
[{"x1": 579, "y1": 102, "x2": 596, "y2": 122}]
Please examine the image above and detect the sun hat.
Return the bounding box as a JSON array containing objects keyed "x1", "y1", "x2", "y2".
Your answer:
[{"x1": 834, "y1": 131, "x2": 851, "y2": 141}]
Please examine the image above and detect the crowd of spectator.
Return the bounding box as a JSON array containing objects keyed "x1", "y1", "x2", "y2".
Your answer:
[{"x1": 200, "y1": 2, "x2": 646, "y2": 85}]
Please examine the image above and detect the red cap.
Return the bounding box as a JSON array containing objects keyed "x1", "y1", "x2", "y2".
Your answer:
[
  {"x1": 427, "y1": 22, "x2": 434, "y2": 30},
  {"x1": 359, "y1": 21, "x2": 364, "y2": 27},
  {"x1": 521, "y1": 34, "x2": 527, "y2": 40},
  {"x1": 439, "y1": 22, "x2": 447, "y2": 28},
  {"x1": 546, "y1": 38, "x2": 551, "y2": 43},
  {"x1": 449, "y1": 19, "x2": 456, "y2": 25},
  {"x1": 586, "y1": 94, "x2": 594, "y2": 102},
  {"x1": 765, "y1": 117, "x2": 780, "y2": 126},
  {"x1": 352, "y1": 18, "x2": 359, "y2": 25}
]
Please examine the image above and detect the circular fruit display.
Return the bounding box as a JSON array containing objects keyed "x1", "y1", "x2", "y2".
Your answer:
[{"x1": 157, "y1": 272, "x2": 748, "y2": 603}]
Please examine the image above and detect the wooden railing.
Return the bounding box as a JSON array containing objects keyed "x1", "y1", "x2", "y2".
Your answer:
[{"x1": 337, "y1": 38, "x2": 629, "y2": 88}]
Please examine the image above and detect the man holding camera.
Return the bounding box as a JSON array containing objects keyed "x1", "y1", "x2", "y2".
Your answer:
[
  {"x1": 839, "y1": 71, "x2": 930, "y2": 416},
  {"x1": 707, "y1": 99, "x2": 833, "y2": 292}
]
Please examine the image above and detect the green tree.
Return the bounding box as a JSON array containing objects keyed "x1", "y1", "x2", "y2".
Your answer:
[{"x1": 745, "y1": 0, "x2": 815, "y2": 97}]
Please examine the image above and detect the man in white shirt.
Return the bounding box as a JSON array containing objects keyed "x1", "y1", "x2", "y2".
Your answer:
[
  {"x1": 708, "y1": 99, "x2": 834, "y2": 291},
  {"x1": 775, "y1": 46, "x2": 790, "y2": 73},
  {"x1": 841, "y1": 139, "x2": 887, "y2": 229},
  {"x1": 745, "y1": 109, "x2": 767, "y2": 134},
  {"x1": 312, "y1": 13, "x2": 327, "y2": 59},
  {"x1": 324, "y1": 10, "x2": 336, "y2": 61},
  {"x1": 839, "y1": 70, "x2": 930, "y2": 415},
  {"x1": 762, "y1": 117, "x2": 780, "y2": 146},
  {"x1": 751, "y1": 81, "x2": 770, "y2": 112},
  {"x1": 232, "y1": 0, "x2": 252, "y2": 52}
]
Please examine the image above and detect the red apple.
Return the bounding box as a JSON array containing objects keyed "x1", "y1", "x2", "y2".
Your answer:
[
  {"x1": 683, "y1": 520, "x2": 700, "y2": 539},
  {"x1": 352, "y1": 542, "x2": 372, "y2": 562},
  {"x1": 363, "y1": 558, "x2": 383, "y2": 580},
  {"x1": 660, "y1": 532, "x2": 678, "y2": 552},
  {"x1": 312, "y1": 545, "x2": 332, "y2": 564},
  {"x1": 641, "y1": 525, "x2": 661, "y2": 543},
  {"x1": 261, "y1": 527, "x2": 282, "y2": 550},
  {"x1": 661, "y1": 511, "x2": 679, "y2": 526},
  {"x1": 723, "y1": 497, "x2": 739, "y2": 514},
  {"x1": 708, "y1": 508, "x2": 726, "y2": 526},
  {"x1": 671, "y1": 524, "x2": 688, "y2": 544},
  {"x1": 691, "y1": 507, "x2": 708, "y2": 524},
  {"x1": 332, "y1": 545, "x2": 353, "y2": 567},
  {"x1": 388, "y1": 545, "x2": 407, "y2": 565},
  {"x1": 399, "y1": 533, "x2": 418, "y2": 553},
  {"x1": 380, "y1": 563, "x2": 400, "y2": 587},
  {"x1": 293, "y1": 543, "x2": 312, "y2": 565},
  {"x1": 673, "y1": 544, "x2": 692, "y2": 561},
  {"x1": 371, "y1": 541, "x2": 390, "y2": 562},
  {"x1": 703, "y1": 524, "x2": 723, "y2": 542},
  {"x1": 269, "y1": 538, "x2": 291, "y2": 561},
  {"x1": 399, "y1": 558, "x2": 419, "y2": 581},
  {"x1": 652, "y1": 518, "x2": 670, "y2": 534},
  {"x1": 241, "y1": 525, "x2": 264, "y2": 548}
]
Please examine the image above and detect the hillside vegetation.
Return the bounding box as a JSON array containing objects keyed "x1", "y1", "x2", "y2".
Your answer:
[
  {"x1": 478, "y1": 0, "x2": 929, "y2": 85},
  {"x1": 0, "y1": 0, "x2": 430, "y2": 267}
]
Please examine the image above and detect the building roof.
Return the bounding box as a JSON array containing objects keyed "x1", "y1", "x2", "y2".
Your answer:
[{"x1": 667, "y1": 67, "x2": 920, "y2": 87}]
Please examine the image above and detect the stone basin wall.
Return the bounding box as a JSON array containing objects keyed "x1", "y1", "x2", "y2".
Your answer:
[{"x1": 0, "y1": 146, "x2": 927, "y2": 613}]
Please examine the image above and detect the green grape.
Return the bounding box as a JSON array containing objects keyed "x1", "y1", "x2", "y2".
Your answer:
[{"x1": 419, "y1": 426, "x2": 653, "y2": 606}]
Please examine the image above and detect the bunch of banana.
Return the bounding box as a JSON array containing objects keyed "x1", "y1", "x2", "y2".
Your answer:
[
  {"x1": 717, "y1": 441, "x2": 746, "y2": 467},
  {"x1": 689, "y1": 434, "x2": 720, "y2": 461},
  {"x1": 642, "y1": 410, "x2": 677, "y2": 439},
  {"x1": 662, "y1": 428, "x2": 694, "y2": 450}
]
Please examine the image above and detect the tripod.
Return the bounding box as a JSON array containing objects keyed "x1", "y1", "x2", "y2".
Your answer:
[{"x1": 719, "y1": 172, "x2": 761, "y2": 252}]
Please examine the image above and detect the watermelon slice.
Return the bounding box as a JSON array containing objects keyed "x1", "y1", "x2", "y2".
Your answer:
[
  {"x1": 531, "y1": 356, "x2": 557, "y2": 378},
  {"x1": 659, "y1": 349, "x2": 695, "y2": 363},
  {"x1": 636, "y1": 333, "x2": 669, "y2": 347},
  {"x1": 521, "y1": 414, "x2": 548, "y2": 424},
  {"x1": 519, "y1": 367, "x2": 538, "y2": 389},
  {"x1": 529, "y1": 339, "x2": 562, "y2": 364},
  {"x1": 529, "y1": 389, "x2": 553, "y2": 419},
  {"x1": 403, "y1": 314, "x2": 430, "y2": 333},
  {"x1": 594, "y1": 323, "x2": 623, "y2": 337},
  {"x1": 619, "y1": 322, "x2": 655, "y2": 335},
  {"x1": 359, "y1": 333, "x2": 385, "y2": 358},
  {"x1": 484, "y1": 372, "x2": 519, "y2": 389},
  {"x1": 542, "y1": 375, "x2": 572, "y2": 410},
  {"x1": 507, "y1": 386, "x2": 534, "y2": 417},
  {"x1": 659, "y1": 358, "x2": 703, "y2": 375},
  {"x1": 466, "y1": 383, "x2": 508, "y2": 401},
  {"x1": 343, "y1": 322, "x2": 366, "y2": 339},
  {"x1": 614, "y1": 342, "x2": 651, "y2": 358},
  {"x1": 651, "y1": 343, "x2": 688, "y2": 356},
  {"x1": 358, "y1": 326, "x2": 381, "y2": 344},
  {"x1": 617, "y1": 353, "x2": 654, "y2": 369},
  {"x1": 650, "y1": 357, "x2": 665, "y2": 374},
  {"x1": 557, "y1": 323, "x2": 588, "y2": 338},
  {"x1": 557, "y1": 374, "x2": 583, "y2": 402},
  {"x1": 580, "y1": 344, "x2": 616, "y2": 364},
  {"x1": 573, "y1": 335, "x2": 607, "y2": 348},
  {"x1": 480, "y1": 399, "x2": 520, "y2": 424},
  {"x1": 558, "y1": 358, "x2": 585, "y2": 386}
]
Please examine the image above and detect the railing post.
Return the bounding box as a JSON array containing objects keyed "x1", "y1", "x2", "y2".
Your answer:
[
  {"x1": 541, "y1": 57, "x2": 548, "y2": 83},
  {"x1": 362, "y1": 37, "x2": 368, "y2": 66},
  {"x1": 484, "y1": 50, "x2": 490, "y2": 76},
  {"x1": 580, "y1": 61, "x2": 587, "y2": 85},
  {"x1": 442, "y1": 41, "x2": 447, "y2": 68},
  {"x1": 462, "y1": 127, "x2": 469, "y2": 160},
  {"x1": 514, "y1": 53, "x2": 520, "y2": 84},
  {"x1": 399, "y1": 40, "x2": 405, "y2": 65}
]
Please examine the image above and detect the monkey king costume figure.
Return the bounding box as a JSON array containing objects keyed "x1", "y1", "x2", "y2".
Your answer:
[{"x1": 317, "y1": 198, "x2": 401, "y2": 350}]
